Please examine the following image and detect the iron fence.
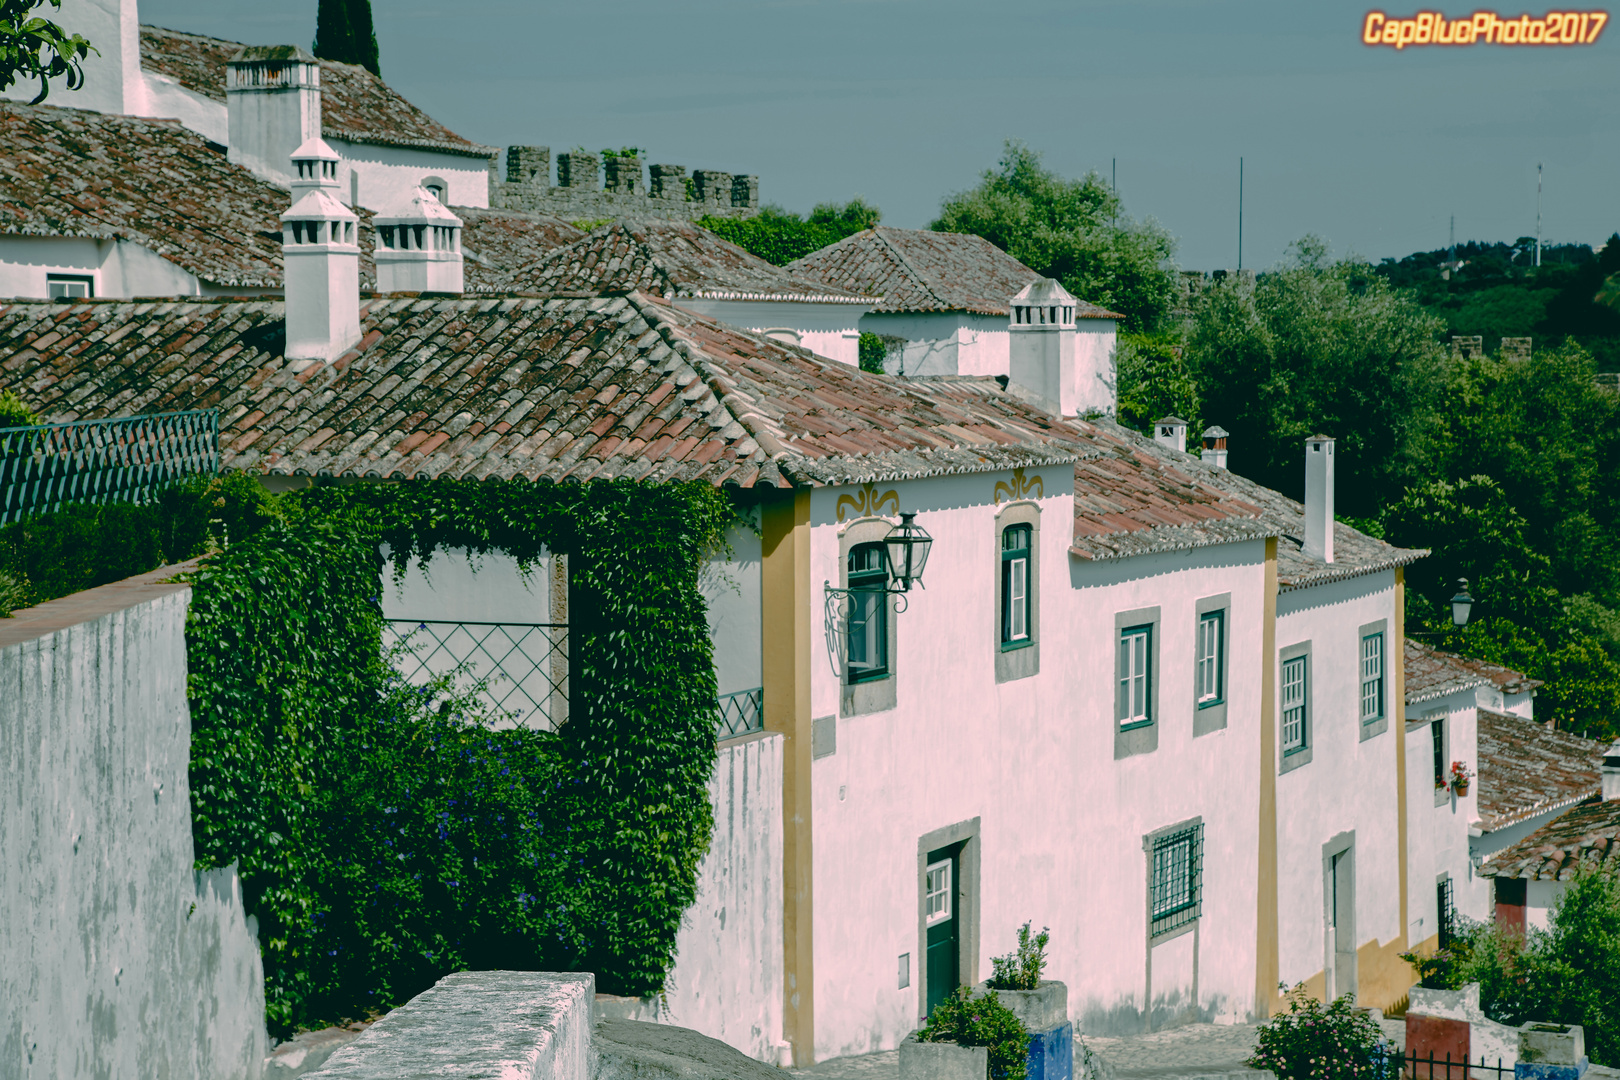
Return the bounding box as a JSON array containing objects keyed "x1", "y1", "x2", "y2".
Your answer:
[
  {"x1": 717, "y1": 686, "x2": 764, "y2": 739},
  {"x1": 384, "y1": 619, "x2": 568, "y2": 731},
  {"x1": 1379, "y1": 1047, "x2": 1514, "y2": 1080},
  {"x1": 0, "y1": 410, "x2": 219, "y2": 524}
]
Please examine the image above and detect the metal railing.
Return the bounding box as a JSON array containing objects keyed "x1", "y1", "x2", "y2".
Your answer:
[
  {"x1": 384, "y1": 619, "x2": 568, "y2": 731},
  {"x1": 1379, "y1": 1048, "x2": 1515, "y2": 1080},
  {"x1": 717, "y1": 686, "x2": 764, "y2": 739},
  {"x1": 0, "y1": 410, "x2": 219, "y2": 524}
]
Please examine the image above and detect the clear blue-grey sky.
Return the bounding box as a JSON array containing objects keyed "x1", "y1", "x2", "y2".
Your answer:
[{"x1": 138, "y1": 0, "x2": 1618, "y2": 271}]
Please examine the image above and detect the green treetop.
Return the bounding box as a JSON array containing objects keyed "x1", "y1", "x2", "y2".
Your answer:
[
  {"x1": 0, "y1": 0, "x2": 94, "y2": 103},
  {"x1": 314, "y1": 0, "x2": 379, "y2": 76}
]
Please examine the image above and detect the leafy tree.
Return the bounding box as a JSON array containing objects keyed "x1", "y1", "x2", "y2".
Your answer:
[
  {"x1": 808, "y1": 196, "x2": 880, "y2": 233},
  {"x1": 931, "y1": 140, "x2": 1177, "y2": 332},
  {"x1": 699, "y1": 199, "x2": 879, "y2": 267},
  {"x1": 314, "y1": 0, "x2": 379, "y2": 76},
  {"x1": 0, "y1": 0, "x2": 93, "y2": 103},
  {"x1": 0, "y1": 388, "x2": 39, "y2": 427},
  {"x1": 1116, "y1": 332, "x2": 1201, "y2": 441},
  {"x1": 1184, "y1": 236, "x2": 1448, "y2": 515}
]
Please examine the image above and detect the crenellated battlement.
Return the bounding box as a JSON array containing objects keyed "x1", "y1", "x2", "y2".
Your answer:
[{"x1": 490, "y1": 146, "x2": 759, "y2": 222}]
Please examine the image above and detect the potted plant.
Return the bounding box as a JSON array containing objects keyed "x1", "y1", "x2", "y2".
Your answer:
[
  {"x1": 902, "y1": 985, "x2": 1029, "y2": 1080},
  {"x1": 974, "y1": 922, "x2": 1072, "y2": 1080},
  {"x1": 1450, "y1": 761, "x2": 1474, "y2": 797}
]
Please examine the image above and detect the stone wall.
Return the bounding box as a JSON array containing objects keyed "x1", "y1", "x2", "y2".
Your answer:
[
  {"x1": 490, "y1": 145, "x2": 760, "y2": 223},
  {"x1": 0, "y1": 565, "x2": 267, "y2": 1080}
]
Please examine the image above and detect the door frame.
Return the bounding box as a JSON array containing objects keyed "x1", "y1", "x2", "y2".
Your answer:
[
  {"x1": 1322, "y1": 830, "x2": 1357, "y2": 1000},
  {"x1": 917, "y1": 817, "x2": 981, "y2": 1022}
]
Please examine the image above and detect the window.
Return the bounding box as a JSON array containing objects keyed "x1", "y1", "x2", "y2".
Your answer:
[
  {"x1": 1196, "y1": 611, "x2": 1224, "y2": 706},
  {"x1": 47, "y1": 274, "x2": 92, "y2": 299},
  {"x1": 1360, "y1": 632, "x2": 1384, "y2": 722},
  {"x1": 1432, "y1": 715, "x2": 1446, "y2": 789},
  {"x1": 1001, "y1": 524, "x2": 1031, "y2": 648},
  {"x1": 422, "y1": 176, "x2": 448, "y2": 202},
  {"x1": 1437, "y1": 876, "x2": 1455, "y2": 949},
  {"x1": 1282, "y1": 655, "x2": 1308, "y2": 753},
  {"x1": 846, "y1": 542, "x2": 888, "y2": 682},
  {"x1": 1117, "y1": 625, "x2": 1152, "y2": 728},
  {"x1": 1150, "y1": 822, "x2": 1203, "y2": 938},
  {"x1": 924, "y1": 859, "x2": 952, "y2": 925}
]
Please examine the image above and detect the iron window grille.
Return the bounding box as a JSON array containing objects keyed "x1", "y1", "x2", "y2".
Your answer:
[
  {"x1": 1150, "y1": 823, "x2": 1204, "y2": 937},
  {"x1": 1361, "y1": 632, "x2": 1385, "y2": 722},
  {"x1": 384, "y1": 619, "x2": 568, "y2": 731},
  {"x1": 1001, "y1": 524, "x2": 1032, "y2": 649},
  {"x1": 1437, "y1": 877, "x2": 1456, "y2": 949},
  {"x1": 1432, "y1": 715, "x2": 1447, "y2": 788},
  {"x1": 0, "y1": 409, "x2": 219, "y2": 525},
  {"x1": 1196, "y1": 610, "x2": 1224, "y2": 706},
  {"x1": 717, "y1": 686, "x2": 764, "y2": 739},
  {"x1": 1281, "y1": 655, "x2": 1308, "y2": 754},
  {"x1": 1117, "y1": 625, "x2": 1153, "y2": 728},
  {"x1": 844, "y1": 542, "x2": 890, "y2": 683}
]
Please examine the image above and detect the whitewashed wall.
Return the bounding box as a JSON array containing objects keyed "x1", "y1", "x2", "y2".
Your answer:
[
  {"x1": 1074, "y1": 320, "x2": 1118, "y2": 416},
  {"x1": 328, "y1": 138, "x2": 491, "y2": 213},
  {"x1": 678, "y1": 299, "x2": 867, "y2": 367},
  {"x1": 703, "y1": 516, "x2": 763, "y2": 699},
  {"x1": 1273, "y1": 573, "x2": 1402, "y2": 994},
  {"x1": 801, "y1": 468, "x2": 1268, "y2": 1058},
  {"x1": 1404, "y1": 687, "x2": 1483, "y2": 931},
  {"x1": 859, "y1": 312, "x2": 1012, "y2": 378},
  {"x1": 0, "y1": 235, "x2": 205, "y2": 299}
]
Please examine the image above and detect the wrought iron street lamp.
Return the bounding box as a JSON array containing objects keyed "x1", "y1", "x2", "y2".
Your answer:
[
  {"x1": 883, "y1": 512, "x2": 933, "y2": 593},
  {"x1": 1450, "y1": 578, "x2": 1474, "y2": 628}
]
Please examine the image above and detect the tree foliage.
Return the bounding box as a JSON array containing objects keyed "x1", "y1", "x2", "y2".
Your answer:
[
  {"x1": 931, "y1": 140, "x2": 1177, "y2": 333},
  {"x1": 1116, "y1": 332, "x2": 1201, "y2": 441},
  {"x1": 698, "y1": 198, "x2": 879, "y2": 267},
  {"x1": 0, "y1": 0, "x2": 93, "y2": 103},
  {"x1": 314, "y1": 0, "x2": 379, "y2": 75},
  {"x1": 0, "y1": 388, "x2": 40, "y2": 427}
]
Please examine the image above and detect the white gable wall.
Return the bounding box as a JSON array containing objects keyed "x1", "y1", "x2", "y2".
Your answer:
[
  {"x1": 858, "y1": 312, "x2": 1012, "y2": 378},
  {"x1": 0, "y1": 234, "x2": 205, "y2": 298},
  {"x1": 677, "y1": 299, "x2": 866, "y2": 367},
  {"x1": 329, "y1": 138, "x2": 491, "y2": 212},
  {"x1": 1404, "y1": 686, "x2": 1483, "y2": 934}
]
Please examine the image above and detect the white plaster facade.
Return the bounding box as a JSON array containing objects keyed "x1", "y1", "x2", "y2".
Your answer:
[
  {"x1": 1403, "y1": 686, "x2": 1484, "y2": 935},
  {"x1": 328, "y1": 137, "x2": 491, "y2": 215},
  {"x1": 862, "y1": 312, "x2": 1012, "y2": 378},
  {"x1": 0, "y1": 234, "x2": 212, "y2": 299},
  {"x1": 676, "y1": 299, "x2": 866, "y2": 368}
]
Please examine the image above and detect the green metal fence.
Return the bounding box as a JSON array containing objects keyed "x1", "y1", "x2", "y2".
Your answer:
[
  {"x1": 0, "y1": 410, "x2": 220, "y2": 524},
  {"x1": 717, "y1": 686, "x2": 764, "y2": 739},
  {"x1": 384, "y1": 619, "x2": 570, "y2": 731}
]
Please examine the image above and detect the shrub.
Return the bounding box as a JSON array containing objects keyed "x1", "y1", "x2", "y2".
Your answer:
[
  {"x1": 988, "y1": 921, "x2": 1050, "y2": 991},
  {"x1": 0, "y1": 570, "x2": 26, "y2": 617},
  {"x1": 0, "y1": 389, "x2": 39, "y2": 427},
  {"x1": 1246, "y1": 984, "x2": 1388, "y2": 1080},
  {"x1": 920, "y1": 985, "x2": 1031, "y2": 1080}
]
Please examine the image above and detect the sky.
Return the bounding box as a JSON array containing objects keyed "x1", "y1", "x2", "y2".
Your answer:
[{"x1": 137, "y1": 0, "x2": 1619, "y2": 271}]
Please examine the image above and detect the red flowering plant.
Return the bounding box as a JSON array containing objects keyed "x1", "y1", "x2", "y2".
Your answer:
[
  {"x1": 1246, "y1": 983, "x2": 1392, "y2": 1080},
  {"x1": 1449, "y1": 761, "x2": 1475, "y2": 794}
]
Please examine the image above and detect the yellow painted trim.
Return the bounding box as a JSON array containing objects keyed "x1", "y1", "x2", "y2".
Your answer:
[
  {"x1": 1277, "y1": 934, "x2": 1416, "y2": 1015},
  {"x1": 1394, "y1": 567, "x2": 1410, "y2": 956},
  {"x1": 763, "y1": 491, "x2": 814, "y2": 1066},
  {"x1": 1256, "y1": 536, "x2": 1280, "y2": 1018}
]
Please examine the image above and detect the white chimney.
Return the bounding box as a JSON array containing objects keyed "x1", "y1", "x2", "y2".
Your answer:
[
  {"x1": 227, "y1": 46, "x2": 321, "y2": 188},
  {"x1": 1201, "y1": 425, "x2": 1229, "y2": 469},
  {"x1": 1, "y1": 0, "x2": 145, "y2": 114},
  {"x1": 1007, "y1": 278, "x2": 1079, "y2": 416},
  {"x1": 1603, "y1": 740, "x2": 1620, "y2": 802},
  {"x1": 1303, "y1": 435, "x2": 1335, "y2": 563},
  {"x1": 281, "y1": 137, "x2": 360, "y2": 364},
  {"x1": 1153, "y1": 416, "x2": 1189, "y2": 453},
  {"x1": 375, "y1": 188, "x2": 465, "y2": 294}
]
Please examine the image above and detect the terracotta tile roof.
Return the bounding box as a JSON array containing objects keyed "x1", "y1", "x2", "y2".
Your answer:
[
  {"x1": 139, "y1": 25, "x2": 495, "y2": 158},
  {"x1": 0, "y1": 101, "x2": 378, "y2": 290},
  {"x1": 502, "y1": 220, "x2": 875, "y2": 304},
  {"x1": 789, "y1": 227, "x2": 1122, "y2": 318},
  {"x1": 1404, "y1": 639, "x2": 1494, "y2": 705},
  {"x1": 0, "y1": 293, "x2": 1088, "y2": 488},
  {"x1": 1065, "y1": 420, "x2": 1276, "y2": 561},
  {"x1": 1480, "y1": 797, "x2": 1620, "y2": 881},
  {"x1": 1442, "y1": 653, "x2": 1542, "y2": 696},
  {"x1": 1076, "y1": 420, "x2": 1424, "y2": 582},
  {"x1": 1475, "y1": 707, "x2": 1604, "y2": 833},
  {"x1": 456, "y1": 208, "x2": 584, "y2": 293}
]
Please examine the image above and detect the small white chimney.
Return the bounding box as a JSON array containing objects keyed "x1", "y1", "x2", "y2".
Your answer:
[
  {"x1": 227, "y1": 45, "x2": 321, "y2": 188},
  {"x1": 1201, "y1": 425, "x2": 1229, "y2": 469},
  {"x1": 281, "y1": 137, "x2": 360, "y2": 364},
  {"x1": 1007, "y1": 278, "x2": 1079, "y2": 416},
  {"x1": 374, "y1": 188, "x2": 465, "y2": 294},
  {"x1": 1153, "y1": 416, "x2": 1189, "y2": 453},
  {"x1": 1303, "y1": 434, "x2": 1335, "y2": 563},
  {"x1": 1603, "y1": 740, "x2": 1620, "y2": 802}
]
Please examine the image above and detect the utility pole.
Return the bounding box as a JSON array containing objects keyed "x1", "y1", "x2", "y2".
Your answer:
[
  {"x1": 1238, "y1": 157, "x2": 1244, "y2": 272},
  {"x1": 1535, "y1": 163, "x2": 1543, "y2": 267},
  {"x1": 1449, "y1": 215, "x2": 1455, "y2": 251}
]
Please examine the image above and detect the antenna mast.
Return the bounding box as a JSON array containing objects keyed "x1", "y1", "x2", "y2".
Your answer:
[
  {"x1": 1238, "y1": 157, "x2": 1244, "y2": 272},
  {"x1": 1535, "y1": 163, "x2": 1543, "y2": 267}
]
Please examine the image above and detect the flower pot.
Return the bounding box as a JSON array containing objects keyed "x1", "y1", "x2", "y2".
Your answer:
[
  {"x1": 1454, "y1": 779, "x2": 1470, "y2": 797},
  {"x1": 973, "y1": 981, "x2": 1073, "y2": 1080},
  {"x1": 900, "y1": 1030, "x2": 988, "y2": 1080}
]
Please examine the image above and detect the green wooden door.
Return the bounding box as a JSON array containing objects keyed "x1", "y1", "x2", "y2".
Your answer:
[{"x1": 924, "y1": 845, "x2": 959, "y2": 1017}]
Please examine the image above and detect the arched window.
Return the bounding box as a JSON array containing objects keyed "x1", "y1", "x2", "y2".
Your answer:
[
  {"x1": 422, "y1": 177, "x2": 448, "y2": 203},
  {"x1": 846, "y1": 542, "x2": 888, "y2": 682}
]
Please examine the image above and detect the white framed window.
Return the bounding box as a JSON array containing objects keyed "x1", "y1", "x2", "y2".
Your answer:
[
  {"x1": 1360, "y1": 632, "x2": 1384, "y2": 722},
  {"x1": 1117, "y1": 625, "x2": 1152, "y2": 728},
  {"x1": 1001, "y1": 524, "x2": 1030, "y2": 646},
  {"x1": 47, "y1": 274, "x2": 93, "y2": 299},
  {"x1": 924, "y1": 859, "x2": 952, "y2": 925},
  {"x1": 846, "y1": 542, "x2": 889, "y2": 681},
  {"x1": 1282, "y1": 654, "x2": 1308, "y2": 753},
  {"x1": 1196, "y1": 610, "x2": 1224, "y2": 705}
]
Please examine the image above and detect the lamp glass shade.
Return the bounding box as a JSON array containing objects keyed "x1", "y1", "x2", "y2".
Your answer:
[
  {"x1": 884, "y1": 513, "x2": 932, "y2": 592},
  {"x1": 1450, "y1": 582, "x2": 1474, "y2": 627}
]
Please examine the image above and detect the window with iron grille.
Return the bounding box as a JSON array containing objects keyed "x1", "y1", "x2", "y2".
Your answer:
[
  {"x1": 1432, "y1": 715, "x2": 1447, "y2": 789},
  {"x1": 1196, "y1": 611, "x2": 1224, "y2": 706},
  {"x1": 1150, "y1": 823, "x2": 1204, "y2": 937},
  {"x1": 1282, "y1": 655, "x2": 1308, "y2": 753},
  {"x1": 1001, "y1": 524, "x2": 1031, "y2": 648},
  {"x1": 847, "y1": 542, "x2": 888, "y2": 682},
  {"x1": 1117, "y1": 625, "x2": 1152, "y2": 728},
  {"x1": 1360, "y1": 632, "x2": 1385, "y2": 722},
  {"x1": 1437, "y1": 876, "x2": 1455, "y2": 949}
]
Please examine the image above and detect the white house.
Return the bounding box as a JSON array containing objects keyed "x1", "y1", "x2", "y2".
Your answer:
[
  {"x1": 789, "y1": 227, "x2": 1121, "y2": 385},
  {"x1": 500, "y1": 219, "x2": 877, "y2": 366}
]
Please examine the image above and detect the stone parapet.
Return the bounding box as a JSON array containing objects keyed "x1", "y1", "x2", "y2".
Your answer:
[
  {"x1": 489, "y1": 147, "x2": 758, "y2": 222},
  {"x1": 899, "y1": 1030, "x2": 988, "y2": 1080}
]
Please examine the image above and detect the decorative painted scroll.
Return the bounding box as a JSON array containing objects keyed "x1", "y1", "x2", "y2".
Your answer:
[
  {"x1": 994, "y1": 467, "x2": 1043, "y2": 505},
  {"x1": 836, "y1": 481, "x2": 900, "y2": 523}
]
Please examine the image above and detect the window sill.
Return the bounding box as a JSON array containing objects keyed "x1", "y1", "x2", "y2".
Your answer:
[
  {"x1": 1194, "y1": 699, "x2": 1228, "y2": 737},
  {"x1": 1279, "y1": 745, "x2": 1313, "y2": 774},
  {"x1": 995, "y1": 639, "x2": 1038, "y2": 683},
  {"x1": 1360, "y1": 715, "x2": 1389, "y2": 741},
  {"x1": 1000, "y1": 638, "x2": 1034, "y2": 653},
  {"x1": 1434, "y1": 785, "x2": 1452, "y2": 808},
  {"x1": 1115, "y1": 719, "x2": 1158, "y2": 760},
  {"x1": 842, "y1": 674, "x2": 896, "y2": 717},
  {"x1": 1149, "y1": 916, "x2": 1199, "y2": 945}
]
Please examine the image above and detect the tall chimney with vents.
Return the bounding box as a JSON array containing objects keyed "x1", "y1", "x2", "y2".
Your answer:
[
  {"x1": 1007, "y1": 279, "x2": 1080, "y2": 417},
  {"x1": 227, "y1": 46, "x2": 321, "y2": 188},
  {"x1": 281, "y1": 137, "x2": 360, "y2": 364},
  {"x1": 1303, "y1": 435, "x2": 1335, "y2": 563},
  {"x1": 375, "y1": 188, "x2": 465, "y2": 294},
  {"x1": 1202, "y1": 426, "x2": 1229, "y2": 469},
  {"x1": 1603, "y1": 740, "x2": 1620, "y2": 802},
  {"x1": 1154, "y1": 417, "x2": 1189, "y2": 453}
]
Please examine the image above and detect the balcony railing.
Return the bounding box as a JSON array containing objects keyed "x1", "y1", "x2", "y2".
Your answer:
[
  {"x1": 384, "y1": 619, "x2": 568, "y2": 732},
  {"x1": 717, "y1": 686, "x2": 764, "y2": 739},
  {"x1": 0, "y1": 410, "x2": 219, "y2": 524}
]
